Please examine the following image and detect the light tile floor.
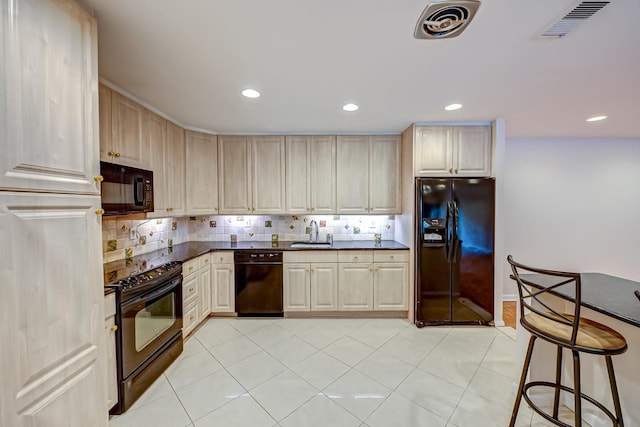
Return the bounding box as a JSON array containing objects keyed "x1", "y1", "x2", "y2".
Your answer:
[{"x1": 109, "y1": 318, "x2": 565, "y2": 427}]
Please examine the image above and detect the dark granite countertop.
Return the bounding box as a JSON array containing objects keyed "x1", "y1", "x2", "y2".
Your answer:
[
  {"x1": 104, "y1": 240, "x2": 409, "y2": 285},
  {"x1": 521, "y1": 273, "x2": 640, "y2": 328}
]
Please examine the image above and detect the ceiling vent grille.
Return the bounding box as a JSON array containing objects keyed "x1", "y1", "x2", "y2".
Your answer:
[
  {"x1": 540, "y1": 1, "x2": 610, "y2": 38},
  {"x1": 414, "y1": 1, "x2": 481, "y2": 40}
]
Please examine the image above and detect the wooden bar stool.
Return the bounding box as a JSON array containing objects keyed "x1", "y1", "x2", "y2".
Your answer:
[{"x1": 507, "y1": 255, "x2": 627, "y2": 427}]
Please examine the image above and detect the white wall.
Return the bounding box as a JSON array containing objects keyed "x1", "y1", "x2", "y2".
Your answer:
[{"x1": 501, "y1": 138, "x2": 640, "y2": 298}]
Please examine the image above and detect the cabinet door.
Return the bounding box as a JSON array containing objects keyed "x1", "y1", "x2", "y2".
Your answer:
[
  {"x1": 186, "y1": 131, "x2": 219, "y2": 215},
  {"x1": 252, "y1": 136, "x2": 285, "y2": 214},
  {"x1": 369, "y1": 135, "x2": 401, "y2": 214},
  {"x1": 310, "y1": 136, "x2": 336, "y2": 214},
  {"x1": 284, "y1": 264, "x2": 311, "y2": 311},
  {"x1": 414, "y1": 126, "x2": 453, "y2": 176},
  {"x1": 285, "y1": 136, "x2": 311, "y2": 214},
  {"x1": 105, "y1": 312, "x2": 117, "y2": 411},
  {"x1": 166, "y1": 121, "x2": 185, "y2": 215},
  {"x1": 0, "y1": 192, "x2": 105, "y2": 427},
  {"x1": 199, "y1": 266, "x2": 211, "y2": 319},
  {"x1": 218, "y1": 136, "x2": 252, "y2": 214},
  {"x1": 336, "y1": 136, "x2": 369, "y2": 214},
  {"x1": 183, "y1": 299, "x2": 199, "y2": 338},
  {"x1": 111, "y1": 91, "x2": 148, "y2": 168},
  {"x1": 338, "y1": 263, "x2": 374, "y2": 310},
  {"x1": 373, "y1": 263, "x2": 408, "y2": 310},
  {"x1": 211, "y1": 264, "x2": 235, "y2": 312},
  {"x1": 183, "y1": 273, "x2": 198, "y2": 307},
  {"x1": 146, "y1": 111, "x2": 168, "y2": 216},
  {"x1": 1, "y1": 0, "x2": 100, "y2": 195},
  {"x1": 310, "y1": 263, "x2": 338, "y2": 311},
  {"x1": 453, "y1": 126, "x2": 492, "y2": 177},
  {"x1": 99, "y1": 84, "x2": 113, "y2": 164}
]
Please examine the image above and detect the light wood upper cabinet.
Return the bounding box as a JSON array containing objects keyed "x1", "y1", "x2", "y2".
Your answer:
[
  {"x1": 370, "y1": 135, "x2": 401, "y2": 214},
  {"x1": 414, "y1": 125, "x2": 492, "y2": 177},
  {"x1": 106, "y1": 90, "x2": 149, "y2": 168},
  {"x1": 337, "y1": 136, "x2": 370, "y2": 214},
  {"x1": 285, "y1": 136, "x2": 336, "y2": 214},
  {"x1": 337, "y1": 135, "x2": 401, "y2": 214},
  {"x1": 0, "y1": 1, "x2": 100, "y2": 195},
  {"x1": 145, "y1": 111, "x2": 167, "y2": 216},
  {"x1": 185, "y1": 131, "x2": 218, "y2": 215},
  {"x1": 218, "y1": 136, "x2": 252, "y2": 213},
  {"x1": 219, "y1": 135, "x2": 285, "y2": 214},
  {"x1": 165, "y1": 121, "x2": 186, "y2": 215},
  {"x1": 252, "y1": 136, "x2": 285, "y2": 214}
]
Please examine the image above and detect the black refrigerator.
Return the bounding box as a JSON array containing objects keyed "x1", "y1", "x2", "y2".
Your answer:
[{"x1": 415, "y1": 177, "x2": 495, "y2": 326}]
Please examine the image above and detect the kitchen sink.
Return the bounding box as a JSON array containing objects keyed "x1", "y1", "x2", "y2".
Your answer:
[{"x1": 290, "y1": 242, "x2": 332, "y2": 249}]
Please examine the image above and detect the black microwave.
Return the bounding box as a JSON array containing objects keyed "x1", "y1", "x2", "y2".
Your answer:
[{"x1": 100, "y1": 161, "x2": 154, "y2": 215}]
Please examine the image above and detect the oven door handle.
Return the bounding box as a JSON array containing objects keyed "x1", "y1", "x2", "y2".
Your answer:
[{"x1": 126, "y1": 278, "x2": 181, "y2": 307}]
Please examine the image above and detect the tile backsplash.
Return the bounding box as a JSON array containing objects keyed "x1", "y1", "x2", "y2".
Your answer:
[{"x1": 102, "y1": 215, "x2": 396, "y2": 263}]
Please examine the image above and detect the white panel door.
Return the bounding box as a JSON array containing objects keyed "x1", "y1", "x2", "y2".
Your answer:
[
  {"x1": 284, "y1": 264, "x2": 310, "y2": 311},
  {"x1": 369, "y1": 135, "x2": 401, "y2": 214},
  {"x1": 453, "y1": 126, "x2": 492, "y2": 176},
  {"x1": 0, "y1": 192, "x2": 106, "y2": 427},
  {"x1": 110, "y1": 92, "x2": 148, "y2": 168},
  {"x1": 199, "y1": 265, "x2": 212, "y2": 319},
  {"x1": 285, "y1": 136, "x2": 311, "y2": 214},
  {"x1": 336, "y1": 136, "x2": 369, "y2": 214},
  {"x1": 0, "y1": 0, "x2": 100, "y2": 195},
  {"x1": 310, "y1": 263, "x2": 338, "y2": 311},
  {"x1": 338, "y1": 263, "x2": 374, "y2": 310},
  {"x1": 166, "y1": 121, "x2": 185, "y2": 215},
  {"x1": 186, "y1": 131, "x2": 218, "y2": 215},
  {"x1": 252, "y1": 136, "x2": 285, "y2": 214},
  {"x1": 310, "y1": 136, "x2": 336, "y2": 214},
  {"x1": 104, "y1": 295, "x2": 118, "y2": 411},
  {"x1": 414, "y1": 126, "x2": 453, "y2": 176},
  {"x1": 218, "y1": 136, "x2": 252, "y2": 214},
  {"x1": 211, "y1": 264, "x2": 235, "y2": 313},
  {"x1": 373, "y1": 263, "x2": 409, "y2": 310}
]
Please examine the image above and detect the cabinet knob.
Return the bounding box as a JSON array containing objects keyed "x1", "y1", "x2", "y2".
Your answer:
[
  {"x1": 369, "y1": 268, "x2": 374, "y2": 272},
  {"x1": 95, "y1": 208, "x2": 105, "y2": 215},
  {"x1": 108, "y1": 150, "x2": 115, "y2": 156},
  {"x1": 94, "y1": 175, "x2": 104, "y2": 182},
  {"x1": 189, "y1": 287, "x2": 194, "y2": 293},
  {"x1": 110, "y1": 325, "x2": 118, "y2": 332},
  {"x1": 205, "y1": 259, "x2": 209, "y2": 263},
  {"x1": 229, "y1": 269, "x2": 233, "y2": 272},
  {"x1": 189, "y1": 266, "x2": 194, "y2": 271},
  {"x1": 449, "y1": 168, "x2": 453, "y2": 174},
  {"x1": 354, "y1": 256, "x2": 359, "y2": 260},
  {"x1": 189, "y1": 315, "x2": 195, "y2": 321},
  {"x1": 454, "y1": 168, "x2": 458, "y2": 174},
  {"x1": 306, "y1": 269, "x2": 310, "y2": 272},
  {"x1": 390, "y1": 255, "x2": 394, "y2": 260},
  {"x1": 115, "y1": 152, "x2": 121, "y2": 158},
  {"x1": 215, "y1": 207, "x2": 219, "y2": 211},
  {"x1": 310, "y1": 268, "x2": 315, "y2": 272}
]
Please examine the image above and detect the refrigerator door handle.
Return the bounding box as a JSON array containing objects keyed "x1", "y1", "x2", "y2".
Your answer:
[
  {"x1": 451, "y1": 201, "x2": 460, "y2": 262},
  {"x1": 446, "y1": 201, "x2": 454, "y2": 263}
]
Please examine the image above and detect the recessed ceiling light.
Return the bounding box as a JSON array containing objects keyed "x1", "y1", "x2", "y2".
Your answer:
[
  {"x1": 586, "y1": 115, "x2": 607, "y2": 122},
  {"x1": 343, "y1": 103, "x2": 359, "y2": 112},
  {"x1": 241, "y1": 88, "x2": 261, "y2": 98},
  {"x1": 445, "y1": 103, "x2": 462, "y2": 111}
]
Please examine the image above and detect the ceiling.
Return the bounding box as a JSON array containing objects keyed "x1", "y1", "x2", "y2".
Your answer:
[{"x1": 83, "y1": 0, "x2": 640, "y2": 138}]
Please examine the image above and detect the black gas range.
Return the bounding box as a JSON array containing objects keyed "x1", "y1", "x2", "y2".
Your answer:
[{"x1": 107, "y1": 261, "x2": 184, "y2": 414}]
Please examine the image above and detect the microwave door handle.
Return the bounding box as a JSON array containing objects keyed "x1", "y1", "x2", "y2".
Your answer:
[{"x1": 133, "y1": 177, "x2": 144, "y2": 206}]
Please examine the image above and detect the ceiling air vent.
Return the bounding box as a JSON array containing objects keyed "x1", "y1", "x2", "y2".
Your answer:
[
  {"x1": 414, "y1": 0, "x2": 481, "y2": 40},
  {"x1": 540, "y1": 1, "x2": 610, "y2": 38}
]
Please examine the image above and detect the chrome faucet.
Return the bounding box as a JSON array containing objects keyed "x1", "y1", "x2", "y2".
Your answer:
[{"x1": 309, "y1": 219, "x2": 319, "y2": 242}]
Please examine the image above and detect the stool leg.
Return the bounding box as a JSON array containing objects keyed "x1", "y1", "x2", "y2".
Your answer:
[
  {"x1": 510, "y1": 335, "x2": 536, "y2": 427},
  {"x1": 553, "y1": 346, "x2": 563, "y2": 420},
  {"x1": 605, "y1": 355, "x2": 624, "y2": 427},
  {"x1": 572, "y1": 350, "x2": 582, "y2": 427}
]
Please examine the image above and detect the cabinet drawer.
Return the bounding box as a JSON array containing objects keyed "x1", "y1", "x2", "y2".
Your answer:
[
  {"x1": 338, "y1": 251, "x2": 373, "y2": 263},
  {"x1": 183, "y1": 274, "x2": 199, "y2": 305},
  {"x1": 211, "y1": 251, "x2": 234, "y2": 264},
  {"x1": 284, "y1": 250, "x2": 338, "y2": 263},
  {"x1": 199, "y1": 253, "x2": 211, "y2": 269},
  {"x1": 183, "y1": 258, "x2": 200, "y2": 275},
  {"x1": 373, "y1": 250, "x2": 409, "y2": 263},
  {"x1": 183, "y1": 300, "x2": 199, "y2": 336},
  {"x1": 104, "y1": 293, "x2": 116, "y2": 317}
]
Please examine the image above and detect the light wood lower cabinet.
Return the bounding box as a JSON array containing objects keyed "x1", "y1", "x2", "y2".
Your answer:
[
  {"x1": 338, "y1": 263, "x2": 374, "y2": 310},
  {"x1": 373, "y1": 263, "x2": 409, "y2": 310},
  {"x1": 284, "y1": 251, "x2": 338, "y2": 312},
  {"x1": 310, "y1": 263, "x2": 339, "y2": 311},
  {"x1": 104, "y1": 293, "x2": 118, "y2": 411},
  {"x1": 210, "y1": 252, "x2": 235, "y2": 313},
  {"x1": 182, "y1": 254, "x2": 212, "y2": 337},
  {"x1": 284, "y1": 264, "x2": 311, "y2": 311}
]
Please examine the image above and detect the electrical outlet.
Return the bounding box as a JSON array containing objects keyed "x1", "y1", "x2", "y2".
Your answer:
[{"x1": 130, "y1": 229, "x2": 136, "y2": 240}]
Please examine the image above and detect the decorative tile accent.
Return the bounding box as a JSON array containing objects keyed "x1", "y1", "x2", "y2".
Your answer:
[
  {"x1": 124, "y1": 247, "x2": 133, "y2": 259},
  {"x1": 107, "y1": 271, "x2": 118, "y2": 282},
  {"x1": 172, "y1": 221, "x2": 178, "y2": 231},
  {"x1": 265, "y1": 220, "x2": 272, "y2": 228},
  {"x1": 291, "y1": 215, "x2": 299, "y2": 221},
  {"x1": 344, "y1": 225, "x2": 349, "y2": 230},
  {"x1": 248, "y1": 232, "x2": 254, "y2": 237},
  {"x1": 388, "y1": 215, "x2": 395, "y2": 220},
  {"x1": 139, "y1": 235, "x2": 147, "y2": 245},
  {"x1": 237, "y1": 216, "x2": 244, "y2": 221},
  {"x1": 375, "y1": 233, "x2": 382, "y2": 243},
  {"x1": 319, "y1": 221, "x2": 326, "y2": 227},
  {"x1": 230, "y1": 234, "x2": 237, "y2": 243},
  {"x1": 385, "y1": 224, "x2": 391, "y2": 230},
  {"x1": 305, "y1": 227, "x2": 312, "y2": 234},
  {"x1": 107, "y1": 240, "x2": 117, "y2": 252},
  {"x1": 156, "y1": 219, "x2": 163, "y2": 224},
  {"x1": 333, "y1": 215, "x2": 340, "y2": 220},
  {"x1": 168, "y1": 238, "x2": 173, "y2": 248},
  {"x1": 210, "y1": 220, "x2": 217, "y2": 228},
  {"x1": 289, "y1": 225, "x2": 295, "y2": 230},
  {"x1": 272, "y1": 234, "x2": 279, "y2": 243},
  {"x1": 121, "y1": 225, "x2": 127, "y2": 232},
  {"x1": 353, "y1": 227, "x2": 361, "y2": 234}
]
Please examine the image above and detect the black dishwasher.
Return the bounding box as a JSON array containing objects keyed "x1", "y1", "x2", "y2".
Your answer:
[{"x1": 235, "y1": 251, "x2": 283, "y2": 317}]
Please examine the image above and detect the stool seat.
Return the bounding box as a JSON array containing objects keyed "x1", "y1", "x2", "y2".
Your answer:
[{"x1": 525, "y1": 312, "x2": 627, "y2": 353}]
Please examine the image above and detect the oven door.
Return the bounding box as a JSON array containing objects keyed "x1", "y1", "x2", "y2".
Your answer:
[{"x1": 120, "y1": 276, "x2": 183, "y2": 378}]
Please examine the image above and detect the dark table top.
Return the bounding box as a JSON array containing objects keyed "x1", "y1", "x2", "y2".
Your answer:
[
  {"x1": 104, "y1": 240, "x2": 409, "y2": 286},
  {"x1": 521, "y1": 273, "x2": 640, "y2": 328}
]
